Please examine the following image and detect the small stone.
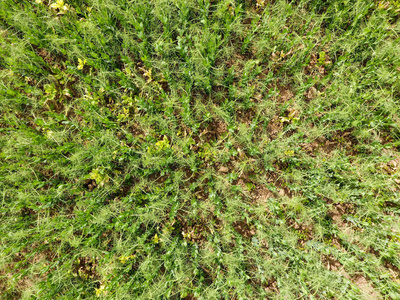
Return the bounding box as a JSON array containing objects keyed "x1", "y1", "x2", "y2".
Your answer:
[{"x1": 218, "y1": 166, "x2": 229, "y2": 173}]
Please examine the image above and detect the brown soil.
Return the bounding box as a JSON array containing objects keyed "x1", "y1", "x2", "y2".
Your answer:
[
  {"x1": 266, "y1": 116, "x2": 283, "y2": 139},
  {"x1": 322, "y1": 255, "x2": 348, "y2": 274},
  {"x1": 200, "y1": 120, "x2": 228, "y2": 141},
  {"x1": 263, "y1": 277, "x2": 279, "y2": 295},
  {"x1": 276, "y1": 86, "x2": 294, "y2": 103},
  {"x1": 321, "y1": 255, "x2": 382, "y2": 299},
  {"x1": 233, "y1": 220, "x2": 256, "y2": 239},
  {"x1": 176, "y1": 210, "x2": 217, "y2": 244},
  {"x1": 353, "y1": 274, "x2": 382, "y2": 300},
  {"x1": 209, "y1": 120, "x2": 227, "y2": 136},
  {"x1": 251, "y1": 185, "x2": 273, "y2": 205},
  {"x1": 301, "y1": 130, "x2": 358, "y2": 156},
  {"x1": 328, "y1": 202, "x2": 356, "y2": 231},
  {"x1": 287, "y1": 218, "x2": 314, "y2": 246},
  {"x1": 236, "y1": 108, "x2": 256, "y2": 125}
]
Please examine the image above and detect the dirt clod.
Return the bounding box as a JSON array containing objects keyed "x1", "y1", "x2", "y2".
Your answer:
[{"x1": 218, "y1": 166, "x2": 229, "y2": 173}]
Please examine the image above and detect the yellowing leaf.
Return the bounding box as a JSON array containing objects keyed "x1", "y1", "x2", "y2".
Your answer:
[
  {"x1": 50, "y1": 0, "x2": 69, "y2": 15},
  {"x1": 119, "y1": 254, "x2": 135, "y2": 264},
  {"x1": 50, "y1": 0, "x2": 65, "y2": 9},
  {"x1": 147, "y1": 136, "x2": 170, "y2": 154},
  {"x1": 77, "y1": 58, "x2": 86, "y2": 70},
  {"x1": 95, "y1": 284, "x2": 106, "y2": 297},
  {"x1": 89, "y1": 168, "x2": 109, "y2": 186},
  {"x1": 139, "y1": 67, "x2": 153, "y2": 83},
  {"x1": 152, "y1": 234, "x2": 160, "y2": 244},
  {"x1": 124, "y1": 67, "x2": 132, "y2": 76},
  {"x1": 284, "y1": 150, "x2": 295, "y2": 157}
]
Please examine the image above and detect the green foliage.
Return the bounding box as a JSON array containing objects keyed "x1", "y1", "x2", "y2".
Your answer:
[{"x1": 1, "y1": 0, "x2": 400, "y2": 299}]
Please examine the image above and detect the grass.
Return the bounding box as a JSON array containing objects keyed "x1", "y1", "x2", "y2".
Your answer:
[{"x1": 0, "y1": 0, "x2": 400, "y2": 299}]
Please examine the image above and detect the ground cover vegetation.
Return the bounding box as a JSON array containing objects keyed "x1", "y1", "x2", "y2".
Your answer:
[{"x1": 0, "y1": 0, "x2": 400, "y2": 298}]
